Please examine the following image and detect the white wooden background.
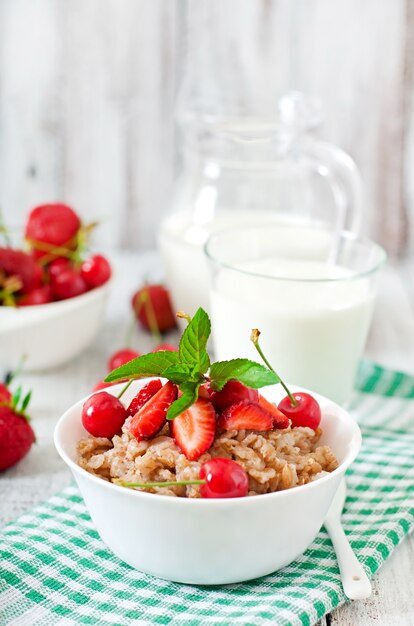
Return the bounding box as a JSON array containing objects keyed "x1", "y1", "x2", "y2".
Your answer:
[{"x1": 0, "y1": 0, "x2": 413, "y2": 257}]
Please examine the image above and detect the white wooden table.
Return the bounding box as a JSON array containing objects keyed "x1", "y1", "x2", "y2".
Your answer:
[{"x1": 1, "y1": 252, "x2": 413, "y2": 626}]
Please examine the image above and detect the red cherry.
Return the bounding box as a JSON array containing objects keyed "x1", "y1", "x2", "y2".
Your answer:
[
  {"x1": 19, "y1": 285, "x2": 53, "y2": 306},
  {"x1": 80, "y1": 254, "x2": 111, "y2": 289},
  {"x1": 199, "y1": 458, "x2": 249, "y2": 499},
  {"x1": 51, "y1": 269, "x2": 87, "y2": 300},
  {"x1": 0, "y1": 383, "x2": 12, "y2": 405},
  {"x1": 107, "y1": 348, "x2": 139, "y2": 372},
  {"x1": 132, "y1": 284, "x2": 176, "y2": 333},
  {"x1": 151, "y1": 343, "x2": 178, "y2": 353},
  {"x1": 278, "y1": 392, "x2": 321, "y2": 430},
  {"x1": 48, "y1": 257, "x2": 71, "y2": 280},
  {"x1": 33, "y1": 263, "x2": 45, "y2": 286},
  {"x1": 82, "y1": 391, "x2": 127, "y2": 438}
]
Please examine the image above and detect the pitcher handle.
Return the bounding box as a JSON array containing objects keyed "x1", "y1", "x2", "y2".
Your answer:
[{"x1": 305, "y1": 140, "x2": 363, "y2": 234}]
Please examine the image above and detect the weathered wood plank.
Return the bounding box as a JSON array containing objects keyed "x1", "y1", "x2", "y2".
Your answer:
[
  {"x1": 0, "y1": 0, "x2": 64, "y2": 225},
  {"x1": 0, "y1": 0, "x2": 412, "y2": 254}
]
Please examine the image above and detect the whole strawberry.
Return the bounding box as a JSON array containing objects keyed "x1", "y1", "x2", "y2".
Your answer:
[
  {"x1": 0, "y1": 407, "x2": 35, "y2": 471},
  {"x1": 25, "y1": 203, "x2": 81, "y2": 261},
  {"x1": 132, "y1": 284, "x2": 177, "y2": 334},
  {"x1": 0, "y1": 248, "x2": 37, "y2": 297}
]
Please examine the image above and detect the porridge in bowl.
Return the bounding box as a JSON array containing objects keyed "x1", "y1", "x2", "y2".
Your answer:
[{"x1": 77, "y1": 309, "x2": 338, "y2": 498}]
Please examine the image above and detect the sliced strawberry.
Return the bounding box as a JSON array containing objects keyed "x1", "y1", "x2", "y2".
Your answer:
[
  {"x1": 218, "y1": 401, "x2": 273, "y2": 431},
  {"x1": 258, "y1": 394, "x2": 290, "y2": 429},
  {"x1": 170, "y1": 398, "x2": 216, "y2": 461},
  {"x1": 127, "y1": 379, "x2": 163, "y2": 416},
  {"x1": 127, "y1": 380, "x2": 177, "y2": 441},
  {"x1": 198, "y1": 383, "x2": 211, "y2": 400},
  {"x1": 210, "y1": 380, "x2": 259, "y2": 413}
]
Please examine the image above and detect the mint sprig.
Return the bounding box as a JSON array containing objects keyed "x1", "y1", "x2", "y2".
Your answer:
[
  {"x1": 178, "y1": 308, "x2": 210, "y2": 373},
  {"x1": 105, "y1": 351, "x2": 179, "y2": 383},
  {"x1": 209, "y1": 359, "x2": 279, "y2": 391},
  {"x1": 104, "y1": 307, "x2": 282, "y2": 420}
]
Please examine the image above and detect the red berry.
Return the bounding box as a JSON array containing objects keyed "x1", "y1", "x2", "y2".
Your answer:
[
  {"x1": 82, "y1": 391, "x2": 128, "y2": 438},
  {"x1": 0, "y1": 406, "x2": 35, "y2": 472},
  {"x1": 51, "y1": 269, "x2": 87, "y2": 300},
  {"x1": 107, "y1": 349, "x2": 139, "y2": 372},
  {"x1": 0, "y1": 384, "x2": 12, "y2": 406},
  {"x1": 258, "y1": 394, "x2": 290, "y2": 429},
  {"x1": 170, "y1": 398, "x2": 216, "y2": 461},
  {"x1": 127, "y1": 379, "x2": 163, "y2": 416},
  {"x1": 210, "y1": 380, "x2": 259, "y2": 413},
  {"x1": 48, "y1": 257, "x2": 71, "y2": 280},
  {"x1": 33, "y1": 263, "x2": 45, "y2": 286},
  {"x1": 132, "y1": 284, "x2": 176, "y2": 333},
  {"x1": 278, "y1": 392, "x2": 321, "y2": 430},
  {"x1": 25, "y1": 203, "x2": 81, "y2": 260},
  {"x1": 200, "y1": 458, "x2": 249, "y2": 498},
  {"x1": 151, "y1": 343, "x2": 178, "y2": 353},
  {"x1": 19, "y1": 285, "x2": 53, "y2": 306},
  {"x1": 80, "y1": 254, "x2": 111, "y2": 289},
  {"x1": 217, "y1": 401, "x2": 273, "y2": 431},
  {"x1": 0, "y1": 248, "x2": 37, "y2": 294},
  {"x1": 128, "y1": 381, "x2": 177, "y2": 440}
]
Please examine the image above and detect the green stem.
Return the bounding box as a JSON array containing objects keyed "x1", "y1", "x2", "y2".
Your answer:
[
  {"x1": 124, "y1": 314, "x2": 136, "y2": 348},
  {"x1": 139, "y1": 287, "x2": 162, "y2": 343},
  {"x1": 116, "y1": 479, "x2": 205, "y2": 489},
  {"x1": 117, "y1": 379, "x2": 133, "y2": 400},
  {"x1": 250, "y1": 329, "x2": 298, "y2": 407}
]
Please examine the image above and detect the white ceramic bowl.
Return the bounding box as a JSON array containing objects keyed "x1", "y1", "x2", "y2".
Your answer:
[
  {"x1": 54, "y1": 380, "x2": 361, "y2": 585},
  {"x1": 0, "y1": 283, "x2": 109, "y2": 371}
]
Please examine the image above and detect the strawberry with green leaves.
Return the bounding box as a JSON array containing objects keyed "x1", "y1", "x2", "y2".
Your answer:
[{"x1": 0, "y1": 384, "x2": 35, "y2": 472}]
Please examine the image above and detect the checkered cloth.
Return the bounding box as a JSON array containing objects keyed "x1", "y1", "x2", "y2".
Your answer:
[{"x1": 1, "y1": 362, "x2": 414, "y2": 626}]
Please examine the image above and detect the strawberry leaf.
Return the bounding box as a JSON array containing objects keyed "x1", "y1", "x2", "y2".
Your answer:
[
  {"x1": 12, "y1": 385, "x2": 22, "y2": 409},
  {"x1": 162, "y1": 364, "x2": 202, "y2": 385},
  {"x1": 166, "y1": 382, "x2": 200, "y2": 421},
  {"x1": 209, "y1": 359, "x2": 280, "y2": 391},
  {"x1": 21, "y1": 390, "x2": 32, "y2": 412},
  {"x1": 179, "y1": 308, "x2": 211, "y2": 374},
  {"x1": 105, "y1": 351, "x2": 179, "y2": 383}
]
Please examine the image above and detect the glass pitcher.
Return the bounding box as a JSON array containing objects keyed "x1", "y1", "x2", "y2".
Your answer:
[{"x1": 159, "y1": 92, "x2": 363, "y2": 316}]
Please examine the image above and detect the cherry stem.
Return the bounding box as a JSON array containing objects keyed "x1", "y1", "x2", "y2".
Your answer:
[
  {"x1": 138, "y1": 286, "x2": 162, "y2": 343},
  {"x1": 176, "y1": 310, "x2": 191, "y2": 324},
  {"x1": 250, "y1": 329, "x2": 298, "y2": 407},
  {"x1": 124, "y1": 314, "x2": 136, "y2": 348},
  {"x1": 116, "y1": 479, "x2": 205, "y2": 489},
  {"x1": 117, "y1": 379, "x2": 133, "y2": 400}
]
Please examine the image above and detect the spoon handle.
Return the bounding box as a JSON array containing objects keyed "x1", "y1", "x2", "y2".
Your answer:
[{"x1": 325, "y1": 518, "x2": 372, "y2": 600}]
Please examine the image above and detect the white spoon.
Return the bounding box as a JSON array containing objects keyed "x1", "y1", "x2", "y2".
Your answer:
[{"x1": 324, "y1": 480, "x2": 372, "y2": 600}]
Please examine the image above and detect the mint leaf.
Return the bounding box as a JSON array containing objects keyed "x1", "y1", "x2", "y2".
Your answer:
[
  {"x1": 209, "y1": 359, "x2": 280, "y2": 391},
  {"x1": 162, "y1": 364, "x2": 199, "y2": 385},
  {"x1": 105, "y1": 351, "x2": 179, "y2": 383},
  {"x1": 179, "y1": 308, "x2": 211, "y2": 374},
  {"x1": 166, "y1": 382, "x2": 200, "y2": 420}
]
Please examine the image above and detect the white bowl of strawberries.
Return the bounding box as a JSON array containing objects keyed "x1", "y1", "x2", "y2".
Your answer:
[
  {"x1": 55, "y1": 309, "x2": 361, "y2": 585},
  {"x1": 0, "y1": 204, "x2": 111, "y2": 371}
]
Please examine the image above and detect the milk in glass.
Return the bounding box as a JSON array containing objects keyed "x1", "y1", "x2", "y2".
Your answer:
[{"x1": 211, "y1": 257, "x2": 374, "y2": 405}]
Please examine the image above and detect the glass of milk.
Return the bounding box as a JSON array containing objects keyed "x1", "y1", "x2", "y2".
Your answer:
[{"x1": 205, "y1": 224, "x2": 386, "y2": 405}]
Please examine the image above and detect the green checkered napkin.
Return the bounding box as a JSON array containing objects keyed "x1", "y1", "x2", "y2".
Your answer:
[{"x1": 1, "y1": 362, "x2": 414, "y2": 626}]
